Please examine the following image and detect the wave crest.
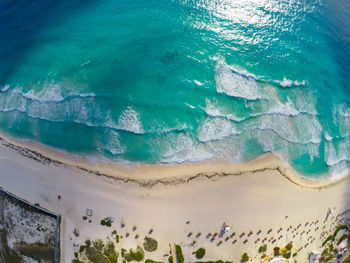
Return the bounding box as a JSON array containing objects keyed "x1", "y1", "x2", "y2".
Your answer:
[
  {"x1": 214, "y1": 61, "x2": 262, "y2": 100},
  {"x1": 117, "y1": 106, "x2": 144, "y2": 134}
]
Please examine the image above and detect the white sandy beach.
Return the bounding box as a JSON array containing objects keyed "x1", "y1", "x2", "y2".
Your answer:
[{"x1": 0, "y1": 135, "x2": 350, "y2": 262}]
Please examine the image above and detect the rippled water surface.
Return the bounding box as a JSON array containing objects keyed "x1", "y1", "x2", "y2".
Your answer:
[{"x1": 0, "y1": 0, "x2": 349, "y2": 177}]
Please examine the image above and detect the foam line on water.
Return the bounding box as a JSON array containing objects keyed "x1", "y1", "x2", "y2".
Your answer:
[{"x1": 214, "y1": 60, "x2": 262, "y2": 100}]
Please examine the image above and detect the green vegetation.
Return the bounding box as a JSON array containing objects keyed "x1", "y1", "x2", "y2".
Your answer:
[
  {"x1": 241, "y1": 253, "x2": 249, "y2": 262},
  {"x1": 73, "y1": 222, "x2": 350, "y2": 263},
  {"x1": 175, "y1": 245, "x2": 184, "y2": 263},
  {"x1": 18, "y1": 242, "x2": 55, "y2": 262},
  {"x1": 76, "y1": 238, "x2": 121, "y2": 263},
  {"x1": 103, "y1": 241, "x2": 119, "y2": 263},
  {"x1": 123, "y1": 246, "x2": 145, "y2": 262},
  {"x1": 2, "y1": 246, "x2": 22, "y2": 263},
  {"x1": 111, "y1": 230, "x2": 120, "y2": 244},
  {"x1": 334, "y1": 225, "x2": 348, "y2": 237},
  {"x1": 194, "y1": 248, "x2": 206, "y2": 259},
  {"x1": 258, "y1": 244, "x2": 267, "y2": 253},
  {"x1": 337, "y1": 234, "x2": 348, "y2": 245},
  {"x1": 319, "y1": 224, "x2": 350, "y2": 263},
  {"x1": 143, "y1": 237, "x2": 158, "y2": 252},
  {"x1": 85, "y1": 246, "x2": 109, "y2": 263},
  {"x1": 319, "y1": 248, "x2": 335, "y2": 263},
  {"x1": 285, "y1": 243, "x2": 293, "y2": 250},
  {"x1": 145, "y1": 260, "x2": 165, "y2": 263},
  {"x1": 343, "y1": 255, "x2": 350, "y2": 263},
  {"x1": 0, "y1": 229, "x2": 22, "y2": 263},
  {"x1": 281, "y1": 251, "x2": 291, "y2": 259},
  {"x1": 100, "y1": 219, "x2": 112, "y2": 227},
  {"x1": 322, "y1": 235, "x2": 335, "y2": 247},
  {"x1": 85, "y1": 240, "x2": 92, "y2": 247},
  {"x1": 93, "y1": 239, "x2": 105, "y2": 250},
  {"x1": 273, "y1": 247, "x2": 280, "y2": 256}
]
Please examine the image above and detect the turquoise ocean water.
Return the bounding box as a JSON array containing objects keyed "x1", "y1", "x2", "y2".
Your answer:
[{"x1": 0, "y1": 0, "x2": 349, "y2": 177}]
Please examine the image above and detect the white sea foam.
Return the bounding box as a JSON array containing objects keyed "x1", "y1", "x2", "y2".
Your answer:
[
  {"x1": 328, "y1": 162, "x2": 350, "y2": 179},
  {"x1": 205, "y1": 134, "x2": 245, "y2": 161},
  {"x1": 256, "y1": 114, "x2": 322, "y2": 144},
  {"x1": 255, "y1": 128, "x2": 289, "y2": 155},
  {"x1": 185, "y1": 102, "x2": 195, "y2": 109},
  {"x1": 1, "y1": 84, "x2": 95, "y2": 105},
  {"x1": 214, "y1": 60, "x2": 261, "y2": 100},
  {"x1": 293, "y1": 114, "x2": 323, "y2": 144},
  {"x1": 324, "y1": 132, "x2": 333, "y2": 142},
  {"x1": 306, "y1": 143, "x2": 320, "y2": 163},
  {"x1": 294, "y1": 92, "x2": 318, "y2": 115},
  {"x1": 0, "y1": 85, "x2": 109, "y2": 131},
  {"x1": 79, "y1": 93, "x2": 96, "y2": 98},
  {"x1": 325, "y1": 138, "x2": 350, "y2": 167},
  {"x1": 23, "y1": 83, "x2": 65, "y2": 102},
  {"x1": 162, "y1": 146, "x2": 213, "y2": 163},
  {"x1": 0, "y1": 85, "x2": 145, "y2": 137},
  {"x1": 204, "y1": 95, "x2": 307, "y2": 124},
  {"x1": 203, "y1": 98, "x2": 245, "y2": 122},
  {"x1": 1, "y1": 84, "x2": 10, "y2": 92},
  {"x1": 160, "y1": 133, "x2": 194, "y2": 158},
  {"x1": 100, "y1": 129, "x2": 125, "y2": 155},
  {"x1": 117, "y1": 106, "x2": 144, "y2": 134},
  {"x1": 266, "y1": 98, "x2": 300, "y2": 116},
  {"x1": 193, "y1": 80, "x2": 204, "y2": 86},
  {"x1": 278, "y1": 77, "x2": 306, "y2": 87},
  {"x1": 332, "y1": 104, "x2": 350, "y2": 137},
  {"x1": 258, "y1": 114, "x2": 298, "y2": 143},
  {"x1": 160, "y1": 133, "x2": 213, "y2": 163},
  {"x1": 197, "y1": 117, "x2": 240, "y2": 142},
  {"x1": 81, "y1": 60, "x2": 90, "y2": 66}
]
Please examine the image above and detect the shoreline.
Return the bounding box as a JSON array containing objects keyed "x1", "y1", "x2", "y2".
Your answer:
[
  {"x1": 1, "y1": 131, "x2": 350, "y2": 262},
  {"x1": 0, "y1": 133, "x2": 347, "y2": 189}
]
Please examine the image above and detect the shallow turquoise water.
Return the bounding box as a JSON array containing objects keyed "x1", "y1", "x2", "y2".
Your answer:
[{"x1": 0, "y1": 0, "x2": 349, "y2": 177}]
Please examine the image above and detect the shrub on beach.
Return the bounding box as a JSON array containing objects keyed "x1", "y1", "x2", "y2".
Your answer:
[
  {"x1": 282, "y1": 251, "x2": 291, "y2": 259},
  {"x1": 241, "y1": 252, "x2": 249, "y2": 262},
  {"x1": 145, "y1": 260, "x2": 164, "y2": 263},
  {"x1": 123, "y1": 246, "x2": 145, "y2": 262},
  {"x1": 103, "y1": 241, "x2": 119, "y2": 263},
  {"x1": 175, "y1": 245, "x2": 184, "y2": 263},
  {"x1": 273, "y1": 247, "x2": 280, "y2": 256},
  {"x1": 285, "y1": 243, "x2": 293, "y2": 250},
  {"x1": 334, "y1": 225, "x2": 348, "y2": 237},
  {"x1": 258, "y1": 244, "x2": 267, "y2": 253},
  {"x1": 143, "y1": 237, "x2": 158, "y2": 252},
  {"x1": 322, "y1": 235, "x2": 335, "y2": 247},
  {"x1": 93, "y1": 239, "x2": 104, "y2": 250},
  {"x1": 337, "y1": 233, "x2": 348, "y2": 245},
  {"x1": 194, "y1": 248, "x2": 206, "y2": 259},
  {"x1": 100, "y1": 218, "x2": 112, "y2": 227}
]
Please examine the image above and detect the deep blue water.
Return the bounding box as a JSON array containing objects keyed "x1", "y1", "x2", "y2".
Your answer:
[{"x1": 0, "y1": 0, "x2": 349, "y2": 177}]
